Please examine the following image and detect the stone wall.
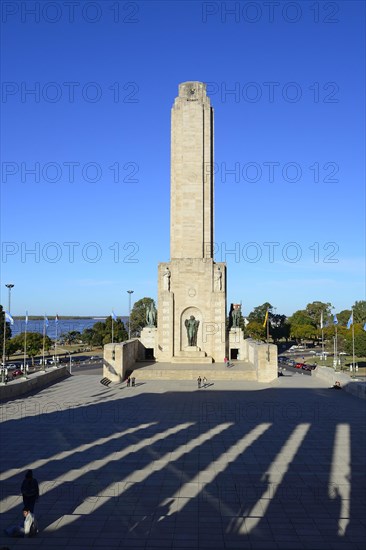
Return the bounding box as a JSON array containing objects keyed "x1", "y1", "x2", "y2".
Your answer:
[
  {"x1": 0, "y1": 366, "x2": 70, "y2": 401},
  {"x1": 244, "y1": 339, "x2": 278, "y2": 383},
  {"x1": 104, "y1": 340, "x2": 142, "y2": 382},
  {"x1": 312, "y1": 365, "x2": 366, "y2": 400}
]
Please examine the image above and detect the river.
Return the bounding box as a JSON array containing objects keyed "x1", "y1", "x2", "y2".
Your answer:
[{"x1": 11, "y1": 317, "x2": 129, "y2": 339}]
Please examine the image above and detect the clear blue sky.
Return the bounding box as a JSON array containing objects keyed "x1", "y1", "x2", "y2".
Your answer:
[{"x1": 1, "y1": 0, "x2": 365, "y2": 317}]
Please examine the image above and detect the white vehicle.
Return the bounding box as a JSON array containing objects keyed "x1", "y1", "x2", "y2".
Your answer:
[{"x1": 6, "y1": 364, "x2": 17, "y2": 370}]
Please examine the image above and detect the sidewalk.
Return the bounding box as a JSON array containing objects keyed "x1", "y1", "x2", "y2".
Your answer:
[{"x1": 1, "y1": 372, "x2": 365, "y2": 549}]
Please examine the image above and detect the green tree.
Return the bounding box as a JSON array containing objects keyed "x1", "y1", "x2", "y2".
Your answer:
[
  {"x1": 337, "y1": 310, "x2": 352, "y2": 326},
  {"x1": 352, "y1": 301, "x2": 366, "y2": 324},
  {"x1": 81, "y1": 328, "x2": 95, "y2": 346},
  {"x1": 305, "y1": 301, "x2": 333, "y2": 328},
  {"x1": 63, "y1": 331, "x2": 81, "y2": 344},
  {"x1": 270, "y1": 314, "x2": 291, "y2": 343},
  {"x1": 344, "y1": 325, "x2": 366, "y2": 356},
  {"x1": 0, "y1": 305, "x2": 12, "y2": 358},
  {"x1": 11, "y1": 332, "x2": 52, "y2": 365},
  {"x1": 288, "y1": 310, "x2": 315, "y2": 327},
  {"x1": 246, "y1": 321, "x2": 266, "y2": 341},
  {"x1": 5, "y1": 337, "x2": 20, "y2": 359},
  {"x1": 89, "y1": 322, "x2": 106, "y2": 347},
  {"x1": 247, "y1": 302, "x2": 272, "y2": 324},
  {"x1": 103, "y1": 316, "x2": 128, "y2": 344},
  {"x1": 291, "y1": 324, "x2": 318, "y2": 342},
  {"x1": 129, "y1": 297, "x2": 156, "y2": 337}
]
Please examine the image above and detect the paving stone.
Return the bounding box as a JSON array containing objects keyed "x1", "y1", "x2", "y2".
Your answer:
[{"x1": 1, "y1": 374, "x2": 365, "y2": 550}]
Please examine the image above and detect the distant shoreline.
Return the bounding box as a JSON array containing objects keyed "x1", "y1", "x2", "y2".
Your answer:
[{"x1": 12, "y1": 316, "x2": 109, "y2": 320}]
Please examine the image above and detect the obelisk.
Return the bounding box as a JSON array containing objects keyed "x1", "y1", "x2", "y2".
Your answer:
[{"x1": 156, "y1": 82, "x2": 226, "y2": 363}]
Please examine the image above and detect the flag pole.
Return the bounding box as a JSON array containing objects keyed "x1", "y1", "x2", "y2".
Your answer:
[
  {"x1": 335, "y1": 324, "x2": 338, "y2": 369},
  {"x1": 112, "y1": 316, "x2": 114, "y2": 344},
  {"x1": 23, "y1": 313, "x2": 28, "y2": 375},
  {"x1": 55, "y1": 315, "x2": 58, "y2": 366},
  {"x1": 42, "y1": 314, "x2": 46, "y2": 371},
  {"x1": 2, "y1": 312, "x2": 6, "y2": 370},
  {"x1": 352, "y1": 309, "x2": 355, "y2": 370},
  {"x1": 266, "y1": 308, "x2": 270, "y2": 361}
]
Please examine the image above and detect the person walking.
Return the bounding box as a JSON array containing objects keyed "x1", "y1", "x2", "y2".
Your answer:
[
  {"x1": 126, "y1": 377, "x2": 131, "y2": 387},
  {"x1": 21, "y1": 470, "x2": 39, "y2": 513},
  {"x1": 203, "y1": 376, "x2": 207, "y2": 387},
  {"x1": 197, "y1": 376, "x2": 202, "y2": 389}
]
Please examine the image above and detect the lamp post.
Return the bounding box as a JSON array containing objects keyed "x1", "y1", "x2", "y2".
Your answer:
[
  {"x1": 127, "y1": 290, "x2": 134, "y2": 340},
  {"x1": 5, "y1": 284, "x2": 14, "y2": 313}
]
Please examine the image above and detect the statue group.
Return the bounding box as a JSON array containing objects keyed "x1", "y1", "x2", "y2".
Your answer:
[{"x1": 185, "y1": 315, "x2": 199, "y2": 346}]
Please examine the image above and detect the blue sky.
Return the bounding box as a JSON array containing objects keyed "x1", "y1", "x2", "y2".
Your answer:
[{"x1": 1, "y1": 0, "x2": 365, "y2": 317}]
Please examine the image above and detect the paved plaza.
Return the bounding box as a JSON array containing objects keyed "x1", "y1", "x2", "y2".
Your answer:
[{"x1": 0, "y1": 372, "x2": 365, "y2": 550}]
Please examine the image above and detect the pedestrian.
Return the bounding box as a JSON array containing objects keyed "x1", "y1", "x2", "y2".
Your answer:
[
  {"x1": 126, "y1": 377, "x2": 131, "y2": 387},
  {"x1": 4, "y1": 507, "x2": 38, "y2": 538},
  {"x1": 131, "y1": 377, "x2": 136, "y2": 387},
  {"x1": 197, "y1": 376, "x2": 201, "y2": 389},
  {"x1": 21, "y1": 470, "x2": 39, "y2": 513},
  {"x1": 203, "y1": 376, "x2": 207, "y2": 387}
]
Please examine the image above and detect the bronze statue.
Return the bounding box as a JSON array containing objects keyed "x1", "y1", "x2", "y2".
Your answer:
[
  {"x1": 232, "y1": 305, "x2": 241, "y2": 328},
  {"x1": 145, "y1": 302, "x2": 156, "y2": 327},
  {"x1": 185, "y1": 315, "x2": 199, "y2": 346}
]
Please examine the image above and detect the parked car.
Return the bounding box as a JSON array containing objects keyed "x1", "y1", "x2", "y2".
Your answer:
[
  {"x1": 11, "y1": 369, "x2": 23, "y2": 378},
  {"x1": 301, "y1": 364, "x2": 312, "y2": 371},
  {"x1": 6, "y1": 364, "x2": 17, "y2": 370},
  {"x1": 295, "y1": 362, "x2": 306, "y2": 369}
]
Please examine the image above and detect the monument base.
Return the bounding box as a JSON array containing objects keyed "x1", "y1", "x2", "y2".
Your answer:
[
  {"x1": 132, "y1": 361, "x2": 255, "y2": 379},
  {"x1": 171, "y1": 349, "x2": 213, "y2": 364},
  {"x1": 138, "y1": 327, "x2": 157, "y2": 361},
  {"x1": 229, "y1": 327, "x2": 248, "y2": 361}
]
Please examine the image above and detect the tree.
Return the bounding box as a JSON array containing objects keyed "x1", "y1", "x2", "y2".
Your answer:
[
  {"x1": 81, "y1": 318, "x2": 128, "y2": 347},
  {"x1": 270, "y1": 314, "x2": 291, "y2": 343},
  {"x1": 11, "y1": 333, "x2": 53, "y2": 365},
  {"x1": 63, "y1": 331, "x2": 81, "y2": 344},
  {"x1": 246, "y1": 321, "x2": 266, "y2": 341},
  {"x1": 0, "y1": 305, "x2": 12, "y2": 358},
  {"x1": 129, "y1": 297, "x2": 156, "y2": 337},
  {"x1": 291, "y1": 324, "x2": 318, "y2": 342},
  {"x1": 337, "y1": 310, "x2": 352, "y2": 326},
  {"x1": 247, "y1": 302, "x2": 272, "y2": 324},
  {"x1": 288, "y1": 310, "x2": 315, "y2": 327},
  {"x1": 344, "y1": 325, "x2": 366, "y2": 356},
  {"x1": 305, "y1": 301, "x2": 333, "y2": 328},
  {"x1": 81, "y1": 328, "x2": 95, "y2": 346},
  {"x1": 353, "y1": 301, "x2": 366, "y2": 324},
  {"x1": 103, "y1": 316, "x2": 128, "y2": 344},
  {"x1": 89, "y1": 322, "x2": 106, "y2": 347},
  {"x1": 5, "y1": 338, "x2": 20, "y2": 359}
]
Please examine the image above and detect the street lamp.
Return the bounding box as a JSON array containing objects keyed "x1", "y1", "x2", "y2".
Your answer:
[
  {"x1": 5, "y1": 284, "x2": 14, "y2": 313},
  {"x1": 127, "y1": 290, "x2": 134, "y2": 340}
]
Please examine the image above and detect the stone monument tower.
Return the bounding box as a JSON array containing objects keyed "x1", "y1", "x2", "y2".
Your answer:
[{"x1": 156, "y1": 82, "x2": 226, "y2": 363}]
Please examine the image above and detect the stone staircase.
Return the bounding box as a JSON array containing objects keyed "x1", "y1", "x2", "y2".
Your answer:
[{"x1": 131, "y1": 361, "x2": 257, "y2": 381}]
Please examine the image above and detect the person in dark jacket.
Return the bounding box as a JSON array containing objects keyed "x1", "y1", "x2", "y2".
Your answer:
[{"x1": 21, "y1": 470, "x2": 39, "y2": 512}]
